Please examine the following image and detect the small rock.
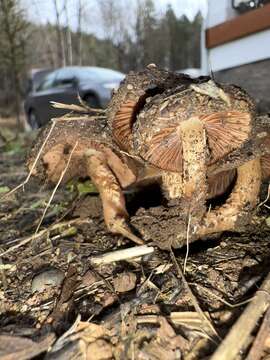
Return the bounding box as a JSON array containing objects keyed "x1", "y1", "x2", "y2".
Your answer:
[
  {"x1": 127, "y1": 84, "x2": 133, "y2": 90},
  {"x1": 113, "y1": 272, "x2": 137, "y2": 293},
  {"x1": 31, "y1": 268, "x2": 65, "y2": 293},
  {"x1": 265, "y1": 217, "x2": 270, "y2": 227}
]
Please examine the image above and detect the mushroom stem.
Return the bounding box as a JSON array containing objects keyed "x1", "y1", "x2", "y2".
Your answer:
[
  {"x1": 180, "y1": 117, "x2": 207, "y2": 199},
  {"x1": 197, "y1": 158, "x2": 261, "y2": 237},
  {"x1": 162, "y1": 117, "x2": 207, "y2": 204}
]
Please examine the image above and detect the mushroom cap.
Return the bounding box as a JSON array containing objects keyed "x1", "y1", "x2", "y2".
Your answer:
[
  {"x1": 107, "y1": 65, "x2": 202, "y2": 152},
  {"x1": 133, "y1": 80, "x2": 255, "y2": 173}
]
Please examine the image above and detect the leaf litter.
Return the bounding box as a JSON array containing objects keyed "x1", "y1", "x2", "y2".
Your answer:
[{"x1": 0, "y1": 128, "x2": 270, "y2": 359}]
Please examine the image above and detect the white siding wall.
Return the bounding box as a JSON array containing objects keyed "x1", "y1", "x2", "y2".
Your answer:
[
  {"x1": 209, "y1": 29, "x2": 270, "y2": 71},
  {"x1": 207, "y1": 0, "x2": 237, "y2": 27},
  {"x1": 202, "y1": 0, "x2": 270, "y2": 73}
]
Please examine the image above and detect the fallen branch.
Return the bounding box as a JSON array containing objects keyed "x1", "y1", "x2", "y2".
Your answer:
[
  {"x1": 90, "y1": 245, "x2": 154, "y2": 266},
  {"x1": 246, "y1": 307, "x2": 270, "y2": 360},
  {"x1": 210, "y1": 271, "x2": 270, "y2": 360}
]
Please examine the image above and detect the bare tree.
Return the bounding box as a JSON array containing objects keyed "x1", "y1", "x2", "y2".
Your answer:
[
  {"x1": 0, "y1": 0, "x2": 29, "y2": 129},
  {"x1": 77, "y1": 0, "x2": 83, "y2": 65},
  {"x1": 52, "y1": 0, "x2": 66, "y2": 66},
  {"x1": 96, "y1": 0, "x2": 134, "y2": 69},
  {"x1": 63, "y1": 0, "x2": 73, "y2": 65},
  {"x1": 32, "y1": 0, "x2": 57, "y2": 67}
]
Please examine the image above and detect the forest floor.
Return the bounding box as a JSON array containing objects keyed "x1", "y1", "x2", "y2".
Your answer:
[{"x1": 0, "y1": 123, "x2": 270, "y2": 360}]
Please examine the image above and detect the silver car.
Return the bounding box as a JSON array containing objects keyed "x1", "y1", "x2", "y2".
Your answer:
[{"x1": 24, "y1": 66, "x2": 125, "y2": 128}]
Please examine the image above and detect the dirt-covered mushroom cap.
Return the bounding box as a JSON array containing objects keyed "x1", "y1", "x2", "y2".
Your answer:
[{"x1": 107, "y1": 64, "x2": 205, "y2": 152}]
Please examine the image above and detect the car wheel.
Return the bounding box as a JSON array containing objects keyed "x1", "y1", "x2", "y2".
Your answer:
[
  {"x1": 28, "y1": 110, "x2": 39, "y2": 130},
  {"x1": 84, "y1": 94, "x2": 100, "y2": 108}
]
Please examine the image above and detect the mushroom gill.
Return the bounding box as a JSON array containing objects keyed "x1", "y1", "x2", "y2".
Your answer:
[
  {"x1": 112, "y1": 99, "x2": 138, "y2": 151},
  {"x1": 144, "y1": 126, "x2": 183, "y2": 172},
  {"x1": 201, "y1": 111, "x2": 252, "y2": 164}
]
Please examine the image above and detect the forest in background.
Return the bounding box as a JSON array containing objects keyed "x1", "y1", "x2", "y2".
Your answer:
[{"x1": 0, "y1": 0, "x2": 202, "y2": 120}]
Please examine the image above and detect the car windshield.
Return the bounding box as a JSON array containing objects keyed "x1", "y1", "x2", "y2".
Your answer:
[{"x1": 75, "y1": 67, "x2": 124, "y2": 83}]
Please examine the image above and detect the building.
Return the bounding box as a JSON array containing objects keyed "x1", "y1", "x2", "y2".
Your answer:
[{"x1": 201, "y1": 0, "x2": 270, "y2": 112}]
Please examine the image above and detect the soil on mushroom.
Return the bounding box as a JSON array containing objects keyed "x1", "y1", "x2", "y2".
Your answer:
[{"x1": 0, "y1": 127, "x2": 270, "y2": 359}]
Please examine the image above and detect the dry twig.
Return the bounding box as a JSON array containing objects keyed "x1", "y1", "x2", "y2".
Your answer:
[
  {"x1": 246, "y1": 307, "x2": 270, "y2": 360},
  {"x1": 210, "y1": 271, "x2": 270, "y2": 360},
  {"x1": 90, "y1": 245, "x2": 154, "y2": 266}
]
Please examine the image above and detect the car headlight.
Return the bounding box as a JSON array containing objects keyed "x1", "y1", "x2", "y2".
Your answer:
[{"x1": 103, "y1": 82, "x2": 120, "y2": 90}]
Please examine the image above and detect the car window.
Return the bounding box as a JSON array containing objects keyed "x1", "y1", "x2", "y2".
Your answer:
[
  {"x1": 75, "y1": 68, "x2": 125, "y2": 83},
  {"x1": 54, "y1": 68, "x2": 76, "y2": 88},
  {"x1": 37, "y1": 71, "x2": 57, "y2": 91}
]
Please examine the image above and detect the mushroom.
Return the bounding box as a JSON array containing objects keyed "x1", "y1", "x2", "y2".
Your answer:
[
  {"x1": 27, "y1": 67, "x2": 269, "y2": 249},
  {"x1": 107, "y1": 63, "x2": 207, "y2": 152},
  {"x1": 132, "y1": 78, "x2": 262, "y2": 248}
]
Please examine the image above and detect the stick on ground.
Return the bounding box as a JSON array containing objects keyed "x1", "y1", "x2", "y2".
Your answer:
[
  {"x1": 210, "y1": 271, "x2": 270, "y2": 360},
  {"x1": 90, "y1": 245, "x2": 154, "y2": 266}
]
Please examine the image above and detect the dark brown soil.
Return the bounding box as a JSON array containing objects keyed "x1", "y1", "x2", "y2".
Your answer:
[{"x1": 0, "y1": 129, "x2": 270, "y2": 359}]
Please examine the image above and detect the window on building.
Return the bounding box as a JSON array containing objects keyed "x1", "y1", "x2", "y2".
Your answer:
[{"x1": 232, "y1": 0, "x2": 270, "y2": 13}]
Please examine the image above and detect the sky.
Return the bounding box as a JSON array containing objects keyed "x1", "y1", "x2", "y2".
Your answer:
[
  {"x1": 23, "y1": 0, "x2": 208, "y2": 37},
  {"x1": 157, "y1": 0, "x2": 207, "y2": 19}
]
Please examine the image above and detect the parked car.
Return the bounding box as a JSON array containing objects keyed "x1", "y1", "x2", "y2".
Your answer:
[{"x1": 24, "y1": 66, "x2": 125, "y2": 128}]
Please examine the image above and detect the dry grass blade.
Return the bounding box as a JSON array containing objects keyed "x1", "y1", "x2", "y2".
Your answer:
[
  {"x1": 0, "y1": 257, "x2": 8, "y2": 289},
  {"x1": 35, "y1": 141, "x2": 78, "y2": 234},
  {"x1": 170, "y1": 312, "x2": 214, "y2": 337},
  {"x1": 210, "y1": 270, "x2": 270, "y2": 360},
  {"x1": 0, "y1": 219, "x2": 85, "y2": 258},
  {"x1": 183, "y1": 213, "x2": 191, "y2": 274},
  {"x1": 258, "y1": 183, "x2": 270, "y2": 208},
  {"x1": 170, "y1": 249, "x2": 219, "y2": 340},
  {"x1": 189, "y1": 282, "x2": 253, "y2": 308},
  {"x1": 0, "y1": 120, "x2": 56, "y2": 200}
]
